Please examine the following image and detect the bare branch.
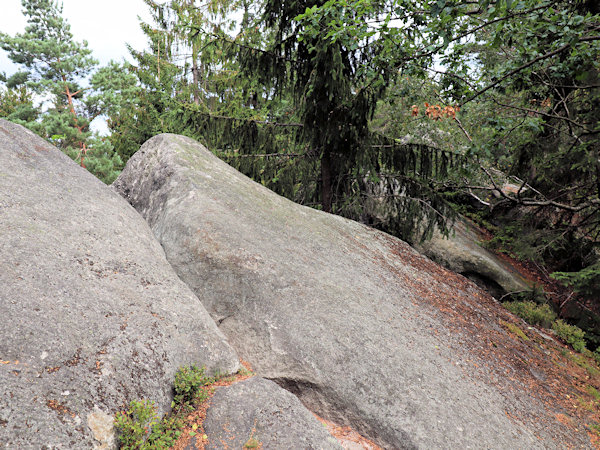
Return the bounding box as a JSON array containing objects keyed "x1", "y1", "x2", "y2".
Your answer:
[{"x1": 453, "y1": 117, "x2": 473, "y2": 142}]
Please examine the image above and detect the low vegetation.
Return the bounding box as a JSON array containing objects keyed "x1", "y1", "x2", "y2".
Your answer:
[
  {"x1": 503, "y1": 301, "x2": 556, "y2": 329},
  {"x1": 503, "y1": 299, "x2": 593, "y2": 357},
  {"x1": 114, "y1": 365, "x2": 215, "y2": 449}
]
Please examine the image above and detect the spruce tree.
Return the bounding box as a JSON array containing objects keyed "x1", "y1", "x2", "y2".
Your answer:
[{"x1": 237, "y1": 0, "x2": 391, "y2": 213}]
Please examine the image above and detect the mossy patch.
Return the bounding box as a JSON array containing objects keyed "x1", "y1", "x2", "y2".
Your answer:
[
  {"x1": 588, "y1": 385, "x2": 600, "y2": 402},
  {"x1": 500, "y1": 320, "x2": 530, "y2": 341}
]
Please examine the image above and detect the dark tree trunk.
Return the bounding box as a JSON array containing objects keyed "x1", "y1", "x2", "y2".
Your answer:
[
  {"x1": 192, "y1": 54, "x2": 200, "y2": 105},
  {"x1": 321, "y1": 148, "x2": 332, "y2": 212}
]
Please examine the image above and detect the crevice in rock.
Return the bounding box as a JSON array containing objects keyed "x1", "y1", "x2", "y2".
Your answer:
[
  {"x1": 216, "y1": 314, "x2": 233, "y2": 326},
  {"x1": 460, "y1": 270, "x2": 505, "y2": 300},
  {"x1": 266, "y1": 376, "x2": 413, "y2": 449}
]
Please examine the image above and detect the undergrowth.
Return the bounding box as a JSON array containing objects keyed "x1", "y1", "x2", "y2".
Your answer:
[
  {"x1": 502, "y1": 300, "x2": 597, "y2": 360},
  {"x1": 503, "y1": 301, "x2": 556, "y2": 328},
  {"x1": 552, "y1": 320, "x2": 587, "y2": 353},
  {"x1": 114, "y1": 365, "x2": 215, "y2": 449}
]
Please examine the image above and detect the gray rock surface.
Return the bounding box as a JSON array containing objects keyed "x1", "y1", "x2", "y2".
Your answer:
[
  {"x1": 114, "y1": 133, "x2": 591, "y2": 449},
  {"x1": 0, "y1": 120, "x2": 239, "y2": 448},
  {"x1": 187, "y1": 377, "x2": 341, "y2": 449},
  {"x1": 413, "y1": 219, "x2": 531, "y2": 299}
]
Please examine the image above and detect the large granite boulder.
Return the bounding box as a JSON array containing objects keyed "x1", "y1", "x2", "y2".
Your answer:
[
  {"x1": 114, "y1": 133, "x2": 593, "y2": 449},
  {"x1": 413, "y1": 218, "x2": 531, "y2": 299},
  {"x1": 187, "y1": 377, "x2": 341, "y2": 449},
  {"x1": 0, "y1": 120, "x2": 239, "y2": 448}
]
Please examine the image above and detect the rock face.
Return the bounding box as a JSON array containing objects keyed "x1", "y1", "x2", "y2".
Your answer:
[
  {"x1": 188, "y1": 377, "x2": 341, "y2": 449},
  {"x1": 0, "y1": 120, "x2": 239, "y2": 448},
  {"x1": 114, "y1": 133, "x2": 592, "y2": 449},
  {"x1": 413, "y1": 219, "x2": 531, "y2": 299}
]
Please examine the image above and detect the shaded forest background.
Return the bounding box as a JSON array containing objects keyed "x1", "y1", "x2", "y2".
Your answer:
[{"x1": 1, "y1": 0, "x2": 599, "y2": 348}]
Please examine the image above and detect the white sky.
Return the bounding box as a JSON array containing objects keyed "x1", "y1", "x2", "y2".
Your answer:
[{"x1": 0, "y1": 0, "x2": 154, "y2": 76}]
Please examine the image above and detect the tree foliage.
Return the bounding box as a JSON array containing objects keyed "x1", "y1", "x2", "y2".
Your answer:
[
  {"x1": 0, "y1": 0, "x2": 123, "y2": 183},
  {"x1": 296, "y1": 0, "x2": 600, "y2": 299}
]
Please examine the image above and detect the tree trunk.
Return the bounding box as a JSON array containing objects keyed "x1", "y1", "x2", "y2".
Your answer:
[
  {"x1": 321, "y1": 148, "x2": 332, "y2": 213},
  {"x1": 63, "y1": 78, "x2": 87, "y2": 167},
  {"x1": 192, "y1": 47, "x2": 200, "y2": 105}
]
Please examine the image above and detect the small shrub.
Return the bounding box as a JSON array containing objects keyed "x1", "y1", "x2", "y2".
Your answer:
[
  {"x1": 114, "y1": 399, "x2": 183, "y2": 449},
  {"x1": 114, "y1": 399, "x2": 158, "y2": 449},
  {"x1": 244, "y1": 437, "x2": 261, "y2": 448},
  {"x1": 173, "y1": 365, "x2": 214, "y2": 409},
  {"x1": 553, "y1": 320, "x2": 587, "y2": 353},
  {"x1": 144, "y1": 415, "x2": 183, "y2": 448},
  {"x1": 503, "y1": 301, "x2": 556, "y2": 328},
  {"x1": 115, "y1": 365, "x2": 215, "y2": 449}
]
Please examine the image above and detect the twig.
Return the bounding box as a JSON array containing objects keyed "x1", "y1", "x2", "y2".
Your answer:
[
  {"x1": 462, "y1": 35, "x2": 600, "y2": 105},
  {"x1": 499, "y1": 290, "x2": 529, "y2": 301}
]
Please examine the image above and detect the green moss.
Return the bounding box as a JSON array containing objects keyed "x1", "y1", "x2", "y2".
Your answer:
[
  {"x1": 589, "y1": 423, "x2": 600, "y2": 436},
  {"x1": 501, "y1": 320, "x2": 530, "y2": 341},
  {"x1": 244, "y1": 437, "x2": 261, "y2": 448},
  {"x1": 587, "y1": 385, "x2": 600, "y2": 402},
  {"x1": 567, "y1": 353, "x2": 600, "y2": 377},
  {"x1": 578, "y1": 395, "x2": 596, "y2": 411}
]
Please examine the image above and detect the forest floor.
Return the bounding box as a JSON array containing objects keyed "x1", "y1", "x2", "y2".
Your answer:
[{"x1": 474, "y1": 222, "x2": 575, "y2": 307}]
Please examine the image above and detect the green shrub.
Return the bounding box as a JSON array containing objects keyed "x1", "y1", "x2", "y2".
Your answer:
[
  {"x1": 115, "y1": 365, "x2": 214, "y2": 448},
  {"x1": 113, "y1": 399, "x2": 181, "y2": 449},
  {"x1": 114, "y1": 399, "x2": 157, "y2": 449},
  {"x1": 173, "y1": 365, "x2": 214, "y2": 408},
  {"x1": 552, "y1": 320, "x2": 587, "y2": 353},
  {"x1": 503, "y1": 301, "x2": 557, "y2": 328}
]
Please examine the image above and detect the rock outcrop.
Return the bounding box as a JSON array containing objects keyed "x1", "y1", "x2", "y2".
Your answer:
[
  {"x1": 114, "y1": 133, "x2": 593, "y2": 449},
  {"x1": 0, "y1": 120, "x2": 240, "y2": 448},
  {"x1": 187, "y1": 377, "x2": 341, "y2": 449},
  {"x1": 413, "y1": 218, "x2": 531, "y2": 299}
]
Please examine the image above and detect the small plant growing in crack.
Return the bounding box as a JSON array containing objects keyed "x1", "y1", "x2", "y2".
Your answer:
[
  {"x1": 244, "y1": 437, "x2": 261, "y2": 448},
  {"x1": 114, "y1": 365, "x2": 215, "y2": 449},
  {"x1": 173, "y1": 365, "x2": 214, "y2": 410}
]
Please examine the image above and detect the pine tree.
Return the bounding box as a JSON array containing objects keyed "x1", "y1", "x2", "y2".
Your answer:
[
  {"x1": 111, "y1": 0, "x2": 271, "y2": 160},
  {"x1": 0, "y1": 0, "x2": 123, "y2": 183},
  {"x1": 0, "y1": 72, "x2": 39, "y2": 124}
]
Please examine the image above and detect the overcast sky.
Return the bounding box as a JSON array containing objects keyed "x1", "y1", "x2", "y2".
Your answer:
[{"x1": 0, "y1": 0, "x2": 153, "y2": 76}]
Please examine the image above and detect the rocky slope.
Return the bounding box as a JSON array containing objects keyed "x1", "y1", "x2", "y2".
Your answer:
[
  {"x1": 413, "y1": 217, "x2": 531, "y2": 299},
  {"x1": 114, "y1": 133, "x2": 597, "y2": 449},
  {"x1": 0, "y1": 120, "x2": 239, "y2": 448}
]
